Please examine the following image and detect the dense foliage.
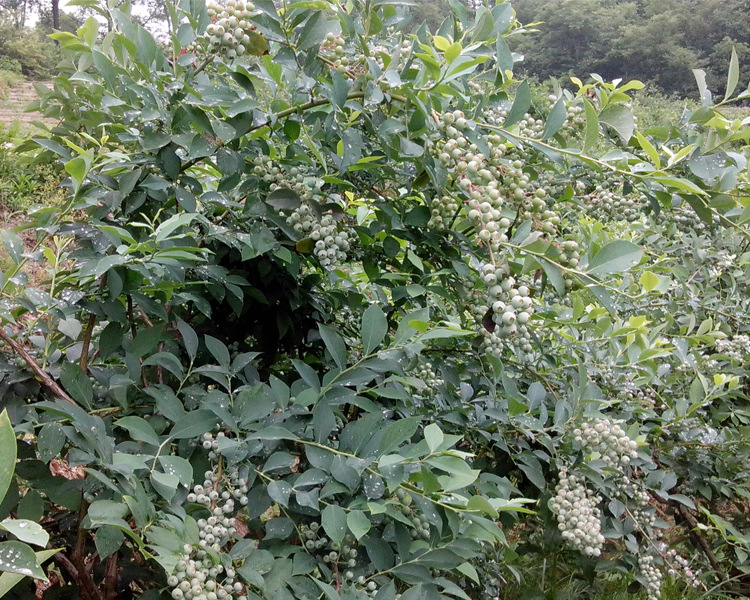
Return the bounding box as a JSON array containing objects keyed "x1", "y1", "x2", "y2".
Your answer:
[{"x1": 0, "y1": 1, "x2": 749, "y2": 600}]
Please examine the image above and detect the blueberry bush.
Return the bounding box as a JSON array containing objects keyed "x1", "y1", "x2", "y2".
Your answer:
[{"x1": 0, "y1": 1, "x2": 749, "y2": 599}]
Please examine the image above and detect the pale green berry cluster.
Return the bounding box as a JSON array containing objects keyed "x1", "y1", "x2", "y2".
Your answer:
[
  {"x1": 584, "y1": 186, "x2": 645, "y2": 222},
  {"x1": 480, "y1": 264, "x2": 534, "y2": 352},
  {"x1": 167, "y1": 553, "x2": 245, "y2": 600},
  {"x1": 320, "y1": 33, "x2": 363, "y2": 73},
  {"x1": 287, "y1": 206, "x2": 351, "y2": 267},
  {"x1": 572, "y1": 418, "x2": 639, "y2": 468},
  {"x1": 715, "y1": 334, "x2": 749, "y2": 363},
  {"x1": 393, "y1": 488, "x2": 431, "y2": 540},
  {"x1": 204, "y1": 1, "x2": 257, "y2": 60},
  {"x1": 661, "y1": 543, "x2": 700, "y2": 588},
  {"x1": 549, "y1": 467, "x2": 605, "y2": 557},
  {"x1": 638, "y1": 554, "x2": 663, "y2": 600},
  {"x1": 415, "y1": 362, "x2": 443, "y2": 398},
  {"x1": 427, "y1": 194, "x2": 460, "y2": 229},
  {"x1": 169, "y1": 434, "x2": 251, "y2": 600}
]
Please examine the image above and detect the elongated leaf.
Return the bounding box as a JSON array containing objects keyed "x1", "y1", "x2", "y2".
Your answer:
[
  {"x1": 583, "y1": 97, "x2": 599, "y2": 153},
  {"x1": 361, "y1": 304, "x2": 387, "y2": 354},
  {"x1": 599, "y1": 104, "x2": 635, "y2": 142},
  {"x1": 59, "y1": 362, "x2": 93, "y2": 409},
  {"x1": 725, "y1": 46, "x2": 739, "y2": 101},
  {"x1": 588, "y1": 241, "x2": 643, "y2": 275},
  {"x1": 1, "y1": 231, "x2": 23, "y2": 264},
  {"x1": 0, "y1": 548, "x2": 57, "y2": 596},
  {"x1": 636, "y1": 131, "x2": 660, "y2": 169},
  {"x1": 0, "y1": 410, "x2": 15, "y2": 504},
  {"x1": 0, "y1": 520, "x2": 49, "y2": 547},
  {"x1": 505, "y1": 81, "x2": 531, "y2": 128},
  {"x1": 542, "y1": 98, "x2": 567, "y2": 140},
  {"x1": 319, "y1": 325, "x2": 347, "y2": 369},
  {"x1": 321, "y1": 504, "x2": 347, "y2": 545},
  {"x1": 0, "y1": 542, "x2": 46, "y2": 580}
]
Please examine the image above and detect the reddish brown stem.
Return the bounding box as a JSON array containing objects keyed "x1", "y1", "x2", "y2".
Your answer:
[
  {"x1": 103, "y1": 553, "x2": 118, "y2": 600},
  {"x1": 79, "y1": 312, "x2": 97, "y2": 372},
  {"x1": 0, "y1": 327, "x2": 77, "y2": 405}
]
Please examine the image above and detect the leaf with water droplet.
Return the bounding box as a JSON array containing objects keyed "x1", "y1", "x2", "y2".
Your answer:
[
  {"x1": 363, "y1": 473, "x2": 385, "y2": 499},
  {"x1": 0, "y1": 541, "x2": 47, "y2": 580},
  {"x1": 0, "y1": 410, "x2": 15, "y2": 505},
  {"x1": 0, "y1": 520, "x2": 49, "y2": 548},
  {"x1": 0, "y1": 548, "x2": 57, "y2": 596}
]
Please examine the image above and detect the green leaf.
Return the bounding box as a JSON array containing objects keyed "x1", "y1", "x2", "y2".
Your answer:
[
  {"x1": 0, "y1": 541, "x2": 47, "y2": 580},
  {"x1": 204, "y1": 335, "x2": 230, "y2": 367},
  {"x1": 423, "y1": 423, "x2": 444, "y2": 453},
  {"x1": 267, "y1": 480, "x2": 292, "y2": 507},
  {"x1": 321, "y1": 504, "x2": 347, "y2": 545},
  {"x1": 505, "y1": 81, "x2": 531, "y2": 128},
  {"x1": 115, "y1": 416, "x2": 160, "y2": 446},
  {"x1": 636, "y1": 131, "x2": 660, "y2": 169},
  {"x1": 346, "y1": 510, "x2": 371, "y2": 540},
  {"x1": 169, "y1": 410, "x2": 219, "y2": 439},
  {"x1": 587, "y1": 241, "x2": 643, "y2": 275},
  {"x1": 379, "y1": 418, "x2": 420, "y2": 455},
  {"x1": 150, "y1": 471, "x2": 179, "y2": 501},
  {"x1": 59, "y1": 362, "x2": 93, "y2": 409},
  {"x1": 0, "y1": 410, "x2": 16, "y2": 504},
  {"x1": 157, "y1": 456, "x2": 193, "y2": 487},
  {"x1": 639, "y1": 271, "x2": 660, "y2": 292},
  {"x1": 245, "y1": 31, "x2": 268, "y2": 56},
  {"x1": 466, "y1": 496, "x2": 499, "y2": 518},
  {"x1": 64, "y1": 156, "x2": 87, "y2": 184},
  {"x1": 36, "y1": 423, "x2": 66, "y2": 463},
  {"x1": 319, "y1": 324, "x2": 347, "y2": 369},
  {"x1": 1, "y1": 231, "x2": 23, "y2": 264},
  {"x1": 599, "y1": 104, "x2": 635, "y2": 142},
  {"x1": 297, "y1": 11, "x2": 335, "y2": 51},
  {"x1": 0, "y1": 548, "x2": 57, "y2": 596},
  {"x1": 582, "y1": 97, "x2": 599, "y2": 153},
  {"x1": 362, "y1": 304, "x2": 388, "y2": 354},
  {"x1": 0, "y1": 520, "x2": 49, "y2": 548},
  {"x1": 725, "y1": 46, "x2": 739, "y2": 101},
  {"x1": 542, "y1": 98, "x2": 567, "y2": 140},
  {"x1": 176, "y1": 318, "x2": 198, "y2": 361}
]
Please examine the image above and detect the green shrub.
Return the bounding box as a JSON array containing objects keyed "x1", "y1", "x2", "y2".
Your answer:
[
  {"x1": 0, "y1": 123, "x2": 63, "y2": 212},
  {"x1": 0, "y1": 68, "x2": 25, "y2": 100}
]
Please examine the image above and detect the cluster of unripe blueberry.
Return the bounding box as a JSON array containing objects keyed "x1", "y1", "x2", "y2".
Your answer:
[
  {"x1": 571, "y1": 418, "x2": 639, "y2": 469},
  {"x1": 427, "y1": 194, "x2": 460, "y2": 229},
  {"x1": 189, "y1": 1, "x2": 257, "y2": 60},
  {"x1": 167, "y1": 433, "x2": 250, "y2": 600},
  {"x1": 319, "y1": 33, "x2": 365, "y2": 73},
  {"x1": 286, "y1": 205, "x2": 351, "y2": 267},
  {"x1": 394, "y1": 488, "x2": 432, "y2": 540},
  {"x1": 583, "y1": 186, "x2": 645, "y2": 222},
  {"x1": 167, "y1": 555, "x2": 246, "y2": 600},
  {"x1": 671, "y1": 204, "x2": 719, "y2": 234},
  {"x1": 660, "y1": 543, "x2": 701, "y2": 588},
  {"x1": 478, "y1": 264, "x2": 534, "y2": 354},
  {"x1": 414, "y1": 362, "x2": 443, "y2": 399},
  {"x1": 299, "y1": 521, "x2": 359, "y2": 569},
  {"x1": 253, "y1": 159, "x2": 325, "y2": 199},
  {"x1": 638, "y1": 553, "x2": 663, "y2": 600},
  {"x1": 549, "y1": 467, "x2": 605, "y2": 557},
  {"x1": 714, "y1": 334, "x2": 749, "y2": 363}
]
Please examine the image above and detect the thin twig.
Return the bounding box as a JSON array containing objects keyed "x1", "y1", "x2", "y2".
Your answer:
[{"x1": 0, "y1": 327, "x2": 77, "y2": 405}]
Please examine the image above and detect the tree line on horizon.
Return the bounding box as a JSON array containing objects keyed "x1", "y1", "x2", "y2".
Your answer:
[{"x1": 412, "y1": 0, "x2": 750, "y2": 98}]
